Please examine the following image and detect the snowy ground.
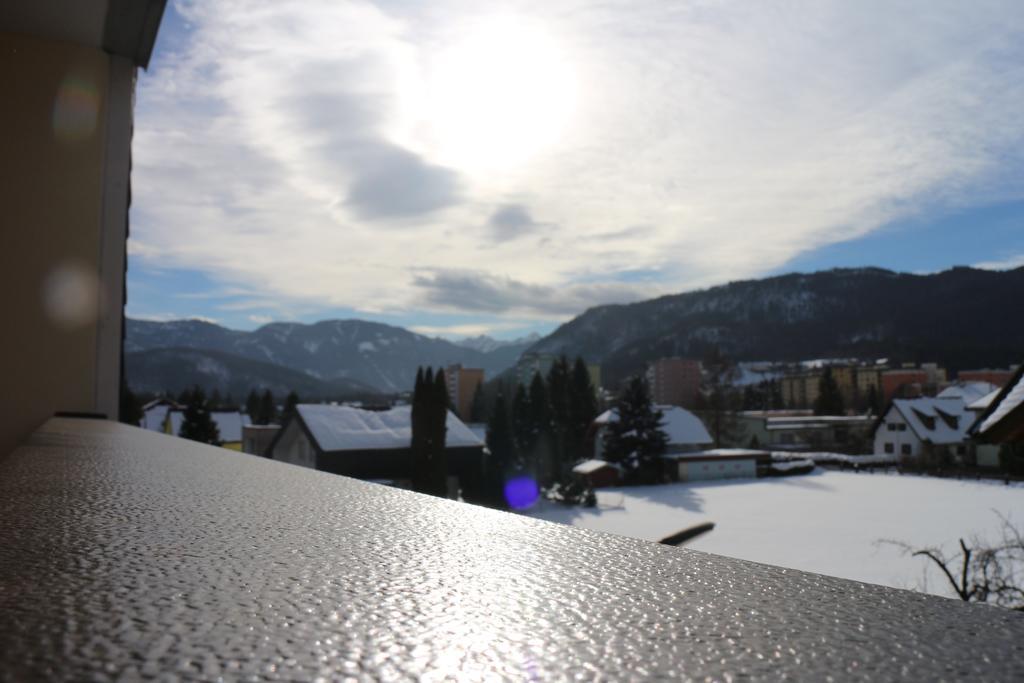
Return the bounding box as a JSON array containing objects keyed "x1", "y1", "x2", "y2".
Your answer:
[{"x1": 526, "y1": 470, "x2": 1024, "y2": 599}]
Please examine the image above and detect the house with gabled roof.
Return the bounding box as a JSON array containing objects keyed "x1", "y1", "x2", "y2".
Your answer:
[
  {"x1": 140, "y1": 398, "x2": 181, "y2": 432},
  {"x1": 268, "y1": 404, "x2": 486, "y2": 496},
  {"x1": 970, "y1": 364, "x2": 1024, "y2": 445},
  {"x1": 872, "y1": 396, "x2": 974, "y2": 461},
  {"x1": 593, "y1": 405, "x2": 713, "y2": 460}
]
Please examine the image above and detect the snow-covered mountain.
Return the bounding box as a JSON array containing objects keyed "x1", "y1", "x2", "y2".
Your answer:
[
  {"x1": 126, "y1": 319, "x2": 530, "y2": 394},
  {"x1": 454, "y1": 333, "x2": 541, "y2": 354},
  {"x1": 127, "y1": 267, "x2": 1024, "y2": 395},
  {"x1": 525, "y1": 266, "x2": 1024, "y2": 386}
]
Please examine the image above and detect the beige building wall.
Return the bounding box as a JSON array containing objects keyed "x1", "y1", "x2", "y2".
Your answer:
[
  {"x1": 831, "y1": 366, "x2": 856, "y2": 405},
  {"x1": 0, "y1": 33, "x2": 132, "y2": 456},
  {"x1": 803, "y1": 374, "x2": 822, "y2": 407}
]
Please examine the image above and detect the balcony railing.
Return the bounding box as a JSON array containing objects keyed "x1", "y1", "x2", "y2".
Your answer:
[{"x1": 3, "y1": 417, "x2": 1024, "y2": 679}]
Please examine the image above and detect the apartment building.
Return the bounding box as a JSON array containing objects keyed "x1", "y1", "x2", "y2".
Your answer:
[
  {"x1": 446, "y1": 364, "x2": 484, "y2": 420},
  {"x1": 645, "y1": 357, "x2": 701, "y2": 408}
]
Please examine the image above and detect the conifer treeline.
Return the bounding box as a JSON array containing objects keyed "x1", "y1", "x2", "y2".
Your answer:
[
  {"x1": 411, "y1": 367, "x2": 450, "y2": 497},
  {"x1": 244, "y1": 388, "x2": 300, "y2": 425},
  {"x1": 485, "y1": 356, "x2": 599, "y2": 496}
]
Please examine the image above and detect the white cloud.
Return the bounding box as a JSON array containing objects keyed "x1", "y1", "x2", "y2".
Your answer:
[
  {"x1": 973, "y1": 253, "x2": 1024, "y2": 271},
  {"x1": 409, "y1": 321, "x2": 533, "y2": 338},
  {"x1": 132, "y1": 0, "x2": 1024, "y2": 322}
]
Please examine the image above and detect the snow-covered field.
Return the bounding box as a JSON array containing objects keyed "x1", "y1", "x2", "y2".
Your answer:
[{"x1": 526, "y1": 470, "x2": 1024, "y2": 598}]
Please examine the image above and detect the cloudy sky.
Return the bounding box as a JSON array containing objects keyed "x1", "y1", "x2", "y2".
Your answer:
[{"x1": 127, "y1": 0, "x2": 1024, "y2": 338}]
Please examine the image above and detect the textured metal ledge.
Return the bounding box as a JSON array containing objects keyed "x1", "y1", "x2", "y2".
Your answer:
[{"x1": 2, "y1": 418, "x2": 1024, "y2": 680}]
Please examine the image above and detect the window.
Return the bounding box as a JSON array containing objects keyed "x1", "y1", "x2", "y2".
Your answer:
[
  {"x1": 884, "y1": 442, "x2": 894, "y2": 454},
  {"x1": 887, "y1": 423, "x2": 896, "y2": 431},
  {"x1": 901, "y1": 444, "x2": 912, "y2": 455}
]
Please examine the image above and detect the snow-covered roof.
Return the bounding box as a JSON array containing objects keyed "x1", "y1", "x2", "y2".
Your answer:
[
  {"x1": 142, "y1": 403, "x2": 172, "y2": 431},
  {"x1": 595, "y1": 405, "x2": 713, "y2": 446},
  {"x1": 295, "y1": 404, "x2": 484, "y2": 453},
  {"x1": 168, "y1": 410, "x2": 252, "y2": 443},
  {"x1": 968, "y1": 389, "x2": 1001, "y2": 412},
  {"x1": 572, "y1": 459, "x2": 617, "y2": 475},
  {"x1": 465, "y1": 422, "x2": 488, "y2": 444},
  {"x1": 889, "y1": 398, "x2": 971, "y2": 445},
  {"x1": 664, "y1": 448, "x2": 765, "y2": 461},
  {"x1": 977, "y1": 369, "x2": 1024, "y2": 436},
  {"x1": 937, "y1": 382, "x2": 999, "y2": 405}
]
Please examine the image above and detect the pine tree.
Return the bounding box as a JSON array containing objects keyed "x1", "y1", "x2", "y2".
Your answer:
[
  {"x1": 567, "y1": 357, "x2": 599, "y2": 463},
  {"x1": 469, "y1": 380, "x2": 486, "y2": 423},
  {"x1": 603, "y1": 376, "x2": 668, "y2": 483},
  {"x1": 411, "y1": 368, "x2": 428, "y2": 491},
  {"x1": 484, "y1": 393, "x2": 515, "y2": 507},
  {"x1": 742, "y1": 385, "x2": 759, "y2": 410},
  {"x1": 258, "y1": 389, "x2": 277, "y2": 425},
  {"x1": 698, "y1": 346, "x2": 741, "y2": 447},
  {"x1": 411, "y1": 367, "x2": 449, "y2": 497},
  {"x1": 546, "y1": 356, "x2": 572, "y2": 480},
  {"x1": 527, "y1": 372, "x2": 554, "y2": 484},
  {"x1": 768, "y1": 379, "x2": 784, "y2": 410},
  {"x1": 511, "y1": 383, "x2": 532, "y2": 470},
  {"x1": 179, "y1": 385, "x2": 221, "y2": 445},
  {"x1": 283, "y1": 391, "x2": 300, "y2": 421},
  {"x1": 209, "y1": 388, "x2": 223, "y2": 410},
  {"x1": 429, "y1": 369, "x2": 450, "y2": 496},
  {"x1": 245, "y1": 389, "x2": 260, "y2": 421},
  {"x1": 119, "y1": 379, "x2": 144, "y2": 426},
  {"x1": 814, "y1": 367, "x2": 845, "y2": 416},
  {"x1": 866, "y1": 384, "x2": 881, "y2": 416}
]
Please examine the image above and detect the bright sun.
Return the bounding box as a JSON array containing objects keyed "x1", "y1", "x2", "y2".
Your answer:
[{"x1": 421, "y1": 16, "x2": 577, "y2": 171}]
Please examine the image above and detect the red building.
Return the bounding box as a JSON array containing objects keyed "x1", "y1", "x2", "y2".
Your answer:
[
  {"x1": 446, "y1": 365, "x2": 485, "y2": 421},
  {"x1": 646, "y1": 358, "x2": 701, "y2": 408},
  {"x1": 881, "y1": 369, "x2": 928, "y2": 403},
  {"x1": 959, "y1": 369, "x2": 1014, "y2": 388},
  {"x1": 572, "y1": 460, "x2": 621, "y2": 488}
]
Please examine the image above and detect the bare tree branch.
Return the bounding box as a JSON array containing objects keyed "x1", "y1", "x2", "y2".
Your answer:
[{"x1": 913, "y1": 548, "x2": 970, "y2": 601}]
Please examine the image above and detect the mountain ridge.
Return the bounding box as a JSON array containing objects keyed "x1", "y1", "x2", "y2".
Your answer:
[
  {"x1": 526, "y1": 266, "x2": 1024, "y2": 386},
  {"x1": 125, "y1": 318, "x2": 536, "y2": 393},
  {"x1": 126, "y1": 266, "x2": 1024, "y2": 395}
]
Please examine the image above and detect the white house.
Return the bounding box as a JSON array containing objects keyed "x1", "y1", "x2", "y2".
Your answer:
[
  {"x1": 873, "y1": 397, "x2": 972, "y2": 461},
  {"x1": 141, "y1": 398, "x2": 180, "y2": 432},
  {"x1": 268, "y1": 404, "x2": 486, "y2": 495},
  {"x1": 593, "y1": 405, "x2": 713, "y2": 459}
]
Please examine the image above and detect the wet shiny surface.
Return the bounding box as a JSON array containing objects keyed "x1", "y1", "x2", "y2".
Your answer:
[{"x1": 2, "y1": 418, "x2": 1024, "y2": 680}]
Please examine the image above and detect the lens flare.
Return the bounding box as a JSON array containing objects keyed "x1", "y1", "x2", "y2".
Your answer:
[
  {"x1": 504, "y1": 476, "x2": 540, "y2": 510},
  {"x1": 52, "y1": 76, "x2": 99, "y2": 141},
  {"x1": 42, "y1": 261, "x2": 100, "y2": 330}
]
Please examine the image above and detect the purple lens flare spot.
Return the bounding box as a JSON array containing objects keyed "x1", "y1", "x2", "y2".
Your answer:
[{"x1": 504, "y1": 476, "x2": 540, "y2": 510}]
